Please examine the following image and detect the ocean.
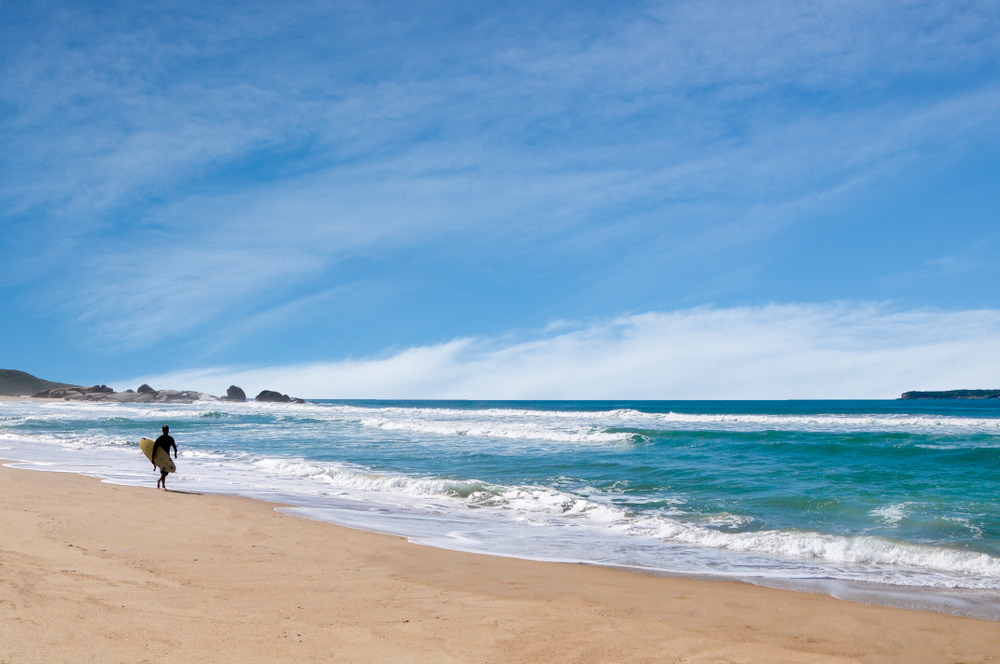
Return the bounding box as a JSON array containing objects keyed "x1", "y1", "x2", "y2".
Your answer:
[{"x1": 2, "y1": 398, "x2": 999, "y2": 618}]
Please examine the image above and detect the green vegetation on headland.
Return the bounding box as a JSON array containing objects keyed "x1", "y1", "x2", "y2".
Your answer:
[
  {"x1": 900, "y1": 389, "x2": 1000, "y2": 399},
  {"x1": 0, "y1": 369, "x2": 78, "y2": 396}
]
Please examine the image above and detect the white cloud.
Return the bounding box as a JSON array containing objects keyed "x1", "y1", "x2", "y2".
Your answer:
[{"x1": 120, "y1": 303, "x2": 1000, "y2": 399}]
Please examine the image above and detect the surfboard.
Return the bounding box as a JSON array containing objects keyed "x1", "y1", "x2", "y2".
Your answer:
[{"x1": 140, "y1": 436, "x2": 176, "y2": 473}]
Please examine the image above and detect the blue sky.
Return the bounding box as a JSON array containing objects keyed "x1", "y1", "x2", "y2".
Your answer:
[{"x1": 2, "y1": 0, "x2": 999, "y2": 397}]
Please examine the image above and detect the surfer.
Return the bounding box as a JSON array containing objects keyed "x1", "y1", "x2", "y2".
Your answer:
[{"x1": 153, "y1": 425, "x2": 177, "y2": 490}]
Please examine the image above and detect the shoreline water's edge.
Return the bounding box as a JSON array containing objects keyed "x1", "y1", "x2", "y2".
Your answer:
[
  {"x1": 281, "y1": 502, "x2": 1000, "y2": 620},
  {"x1": 2, "y1": 459, "x2": 999, "y2": 664},
  {"x1": 3, "y1": 396, "x2": 999, "y2": 624},
  {"x1": 6, "y1": 452, "x2": 1000, "y2": 622}
]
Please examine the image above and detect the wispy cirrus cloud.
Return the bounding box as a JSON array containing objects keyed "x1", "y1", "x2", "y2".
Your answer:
[
  {"x1": 46, "y1": 79, "x2": 1000, "y2": 350},
  {"x1": 2, "y1": 0, "x2": 999, "y2": 368}
]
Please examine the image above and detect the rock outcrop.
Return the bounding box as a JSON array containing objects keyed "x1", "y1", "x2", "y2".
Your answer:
[
  {"x1": 33, "y1": 385, "x2": 215, "y2": 404},
  {"x1": 222, "y1": 385, "x2": 247, "y2": 402},
  {"x1": 31, "y1": 381, "x2": 307, "y2": 404},
  {"x1": 255, "y1": 390, "x2": 306, "y2": 404},
  {"x1": 255, "y1": 390, "x2": 290, "y2": 403},
  {"x1": 119, "y1": 389, "x2": 211, "y2": 404},
  {"x1": 34, "y1": 385, "x2": 113, "y2": 399}
]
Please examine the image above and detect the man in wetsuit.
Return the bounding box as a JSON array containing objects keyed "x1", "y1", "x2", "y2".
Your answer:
[{"x1": 153, "y1": 425, "x2": 177, "y2": 490}]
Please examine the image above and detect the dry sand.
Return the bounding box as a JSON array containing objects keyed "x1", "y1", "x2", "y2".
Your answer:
[
  {"x1": 0, "y1": 396, "x2": 63, "y2": 402},
  {"x1": 1, "y1": 462, "x2": 997, "y2": 663}
]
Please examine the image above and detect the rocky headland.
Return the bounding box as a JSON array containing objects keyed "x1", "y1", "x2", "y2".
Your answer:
[
  {"x1": 900, "y1": 389, "x2": 1000, "y2": 399},
  {"x1": 0, "y1": 369, "x2": 78, "y2": 396},
  {"x1": 8, "y1": 369, "x2": 308, "y2": 404}
]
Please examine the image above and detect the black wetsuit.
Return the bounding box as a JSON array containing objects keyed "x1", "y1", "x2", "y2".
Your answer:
[{"x1": 153, "y1": 434, "x2": 176, "y2": 470}]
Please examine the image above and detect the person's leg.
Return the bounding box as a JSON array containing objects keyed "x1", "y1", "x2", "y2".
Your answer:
[
  {"x1": 160, "y1": 469, "x2": 168, "y2": 490},
  {"x1": 156, "y1": 471, "x2": 162, "y2": 489}
]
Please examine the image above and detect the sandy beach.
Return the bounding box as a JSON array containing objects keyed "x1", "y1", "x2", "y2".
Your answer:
[{"x1": 0, "y1": 462, "x2": 997, "y2": 663}]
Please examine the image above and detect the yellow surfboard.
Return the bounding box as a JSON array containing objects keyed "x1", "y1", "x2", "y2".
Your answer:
[{"x1": 140, "y1": 436, "x2": 176, "y2": 473}]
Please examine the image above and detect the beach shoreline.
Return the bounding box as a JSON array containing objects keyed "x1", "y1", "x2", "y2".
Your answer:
[{"x1": 2, "y1": 461, "x2": 998, "y2": 663}]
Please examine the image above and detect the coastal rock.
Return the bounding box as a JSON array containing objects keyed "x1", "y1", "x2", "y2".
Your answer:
[
  {"x1": 33, "y1": 384, "x2": 217, "y2": 404},
  {"x1": 33, "y1": 387, "x2": 81, "y2": 399},
  {"x1": 223, "y1": 385, "x2": 247, "y2": 402},
  {"x1": 34, "y1": 385, "x2": 115, "y2": 399},
  {"x1": 144, "y1": 389, "x2": 211, "y2": 403},
  {"x1": 137, "y1": 384, "x2": 155, "y2": 394},
  {"x1": 255, "y1": 390, "x2": 291, "y2": 403},
  {"x1": 86, "y1": 389, "x2": 213, "y2": 403}
]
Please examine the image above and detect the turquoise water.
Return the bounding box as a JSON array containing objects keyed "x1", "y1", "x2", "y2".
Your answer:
[{"x1": 2, "y1": 398, "x2": 999, "y2": 616}]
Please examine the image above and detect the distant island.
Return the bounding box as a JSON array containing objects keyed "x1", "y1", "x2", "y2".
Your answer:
[{"x1": 900, "y1": 389, "x2": 1000, "y2": 400}]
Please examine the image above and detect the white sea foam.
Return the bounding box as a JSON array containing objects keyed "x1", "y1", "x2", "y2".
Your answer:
[
  {"x1": 4, "y1": 400, "x2": 1000, "y2": 446},
  {"x1": 644, "y1": 522, "x2": 1000, "y2": 585},
  {"x1": 255, "y1": 457, "x2": 477, "y2": 495},
  {"x1": 352, "y1": 412, "x2": 629, "y2": 443},
  {"x1": 870, "y1": 503, "x2": 912, "y2": 525},
  {"x1": 180, "y1": 449, "x2": 232, "y2": 460},
  {"x1": 339, "y1": 403, "x2": 996, "y2": 438},
  {"x1": 944, "y1": 516, "x2": 985, "y2": 539},
  {"x1": 248, "y1": 454, "x2": 1000, "y2": 588},
  {"x1": 0, "y1": 431, "x2": 136, "y2": 449}
]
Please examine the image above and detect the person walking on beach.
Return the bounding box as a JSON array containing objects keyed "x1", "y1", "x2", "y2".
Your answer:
[{"x1": 153, "y1": 425, "x2": 177, "y2": 490}]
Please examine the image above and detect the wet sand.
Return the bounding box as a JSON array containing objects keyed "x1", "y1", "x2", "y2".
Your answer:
[{"x1": 1, "y1": 462, "x2": 997, "y2": 663}]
